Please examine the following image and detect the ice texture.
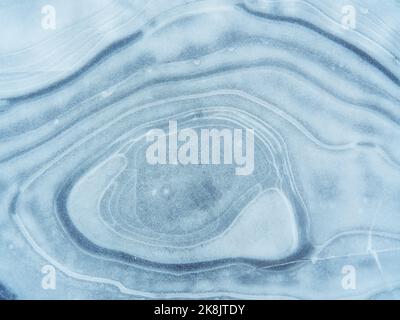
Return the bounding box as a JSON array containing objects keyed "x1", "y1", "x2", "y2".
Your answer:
[{"x1": 0, "y1": 0, "x2": 400, "y2": 299}]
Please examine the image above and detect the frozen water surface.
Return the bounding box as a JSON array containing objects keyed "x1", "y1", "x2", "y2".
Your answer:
[{"x1": 0, "y1": 0, "x2": 400, "y2": 299}]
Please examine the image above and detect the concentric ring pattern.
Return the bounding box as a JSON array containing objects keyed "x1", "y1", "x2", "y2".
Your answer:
[{"x1": 1, "y1": 0, "x2": 400, "y2": 299}]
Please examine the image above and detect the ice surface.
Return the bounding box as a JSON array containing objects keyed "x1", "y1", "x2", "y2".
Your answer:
[{"x1": 1, "y1": 0, "x2": 400, "y2": 299}]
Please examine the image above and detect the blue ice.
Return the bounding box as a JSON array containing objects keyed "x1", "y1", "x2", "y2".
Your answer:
[{"x1": 0, "y1": 0, "x2": 400, "y2": 299}]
